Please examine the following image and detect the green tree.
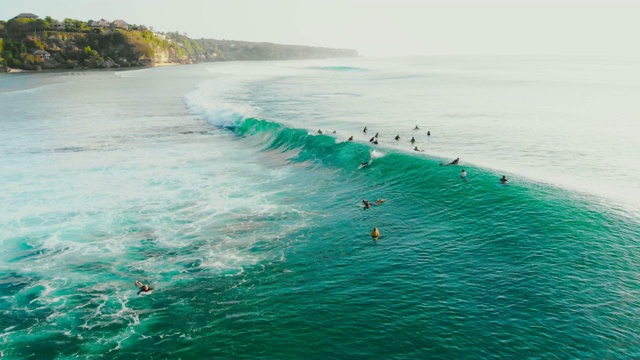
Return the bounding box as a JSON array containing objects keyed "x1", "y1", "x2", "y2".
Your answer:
[
  {"x1": 64, "y1": 18, "x2": 89, "y2": 32},
  {"x1": 25, "y1": 36, "x2": 45, "y2": 50},
  {"x1": 84, "y1": 45, "x2": 98, "y2": 58},
  {"x1": 35, "y1": 19, "x2": 50, "y2": 31}
]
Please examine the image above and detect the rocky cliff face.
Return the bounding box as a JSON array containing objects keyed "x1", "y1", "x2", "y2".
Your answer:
[
  {"x1": 1, "y1": 28, "x2": 358, "y2": 71},
  {"x1": 153, "y1": 46, "x2": 172, "y2": 64},
  {"x1": 152, "y1": 45, "x2": 192, "y2": 65}
]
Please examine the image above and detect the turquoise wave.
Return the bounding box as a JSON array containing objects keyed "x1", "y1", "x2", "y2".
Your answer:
[
  {"x1": 228, "y1": 119, "x2": 640, "y2": 357},
  {"x1": 235, "y1": 117, "x2": 639, "y2": 244}
]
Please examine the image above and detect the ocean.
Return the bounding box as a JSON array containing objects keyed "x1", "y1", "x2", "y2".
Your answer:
[{"x1": 1, "y1": 56, "x2": 639, "y2": 358}]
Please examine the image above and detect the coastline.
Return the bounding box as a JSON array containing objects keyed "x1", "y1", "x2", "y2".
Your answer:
[
  {"x1": 153, "y1": 62, "x2": 181, "y2": 67},
  {"x1": 0, "y1": 63, "x2": 173, "y2": 75}
]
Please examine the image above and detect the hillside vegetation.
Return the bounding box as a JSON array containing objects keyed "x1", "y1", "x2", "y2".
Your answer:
[{"x1": 0, "y1": 16, "x2": 358, "y2": 71}]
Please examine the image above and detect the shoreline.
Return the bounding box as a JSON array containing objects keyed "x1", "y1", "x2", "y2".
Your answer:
[
  {"x1": 0, "y1": 63, "x2": 170, "y2": 75},
  {"x1": 153, "y1": 62, "x2": 181, "y2": 67},
  {"x1": 0, "y1": 56, "x2": 361, "y2": 75}
]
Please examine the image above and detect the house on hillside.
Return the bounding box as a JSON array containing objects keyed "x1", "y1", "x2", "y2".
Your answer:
[
  {"x1": 111, "y1": 19, "x2": 129, "y2": 30},
  {"x1": 13, "y1": 13, "x2": 39, "y2": 20},
  {"x1": 51, "y1": 20, "x2": 65, "y2": 30},
  {"x1": 89, "y1": 19, "x2": 110, "y2": 28},
  {"x1": 34, "y1": 50, "x2": 51, "y2": 61}
]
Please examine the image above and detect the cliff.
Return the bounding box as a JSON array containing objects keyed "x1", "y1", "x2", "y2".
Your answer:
[
  {"x1": 0, "y1": 17, "x2": 359, "y2": 71},
  {"x1": 195, "y1": 38, "x2": 359, "y2": 61}
]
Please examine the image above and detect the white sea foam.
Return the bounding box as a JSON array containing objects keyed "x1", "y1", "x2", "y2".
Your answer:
[
  {"x1": 184, "y1": 78, "x2": 261, "y2": 127},
  {"x1": 112, "y1": 68, "x2": 152, "y2": 78},
  {"x1": 0, "y1": 83, "x2": 62, "y2": 96},
  {"x1": 0, "y1": 67, "x2": 315, "y2": 350},
  {"x1": 370, "y1": 150, "x2": 386, "y2": 159}
]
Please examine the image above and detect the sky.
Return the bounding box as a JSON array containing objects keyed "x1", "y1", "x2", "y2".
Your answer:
[{"x1": 2, "y1": 0, "x2": 640, "y2": 57}]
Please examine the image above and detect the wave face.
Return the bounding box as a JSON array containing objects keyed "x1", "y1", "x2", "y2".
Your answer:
[
  {"x1": 219, "y1": 115, "x2": 640, "y2": 358},
  {"x1": 2, "y1": 58, "x2": 640, "y2": 359}
]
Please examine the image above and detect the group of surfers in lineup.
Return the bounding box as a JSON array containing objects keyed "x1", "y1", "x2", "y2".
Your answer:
[
  {"x1": 352, "y1": 125, "x2": 509, "y2": 240},
  {"x1": 354, "y1": 125, "x2": 508, "y2": 183}
]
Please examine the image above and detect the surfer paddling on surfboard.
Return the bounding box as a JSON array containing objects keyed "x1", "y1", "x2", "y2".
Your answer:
[
  {"x1": 362, "y1": 199, "x2": 385, "y2": 208},
  {"x1": 441, "y1": 158, "x2": 459, "y2": 166},
  {"x1": 135, "y1": 280, "x2": 153, "y2": 295},
  {"x1": 359, "y1": 154, "x2": 373, "y2": 169}
]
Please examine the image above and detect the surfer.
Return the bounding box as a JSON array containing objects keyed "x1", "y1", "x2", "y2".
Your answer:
[
  {"x1": 375, "y1": 132, "x2": 379, "y2": 138},
  {"x1": 373, "y1": 140, "x2": 379, "y2": 145},
  {"x1": 363, "y1": 126, "x2": 368, "y2": 133},
  {"x1": 362, "y1": 200, "x2": 371, "y2": 209},
  {"x1": 369, "y1": 136, "x2": 375, "y2": 143},
  {"x1": 461, "y1": 169, "x2": 467, "y2": 178},
  {"x1": 414, "y1": 125, "x2": 419, "y2": 130},
  {"x1": 332, "y1": 130, "x2": 336, "y2": 134},
  {"x1": 360, "y1": 155, "x2": 372, "y2": 168},
  {"x1": 317, "y1": 129, "x2": 323, "y2": 134},
  {"x1": 414, "y1": 146, "x2": 424, "y2": 152},
  {"x1": 375, "y1": 199, "x2": 385, "y2": 204},
  {"x1": 395, "y1": 135, "x2": 400, "y2": 140},
  {"x1": 427, "y1": 131, "x2": 431, "y2": 136},
  {"x1": 348, "y1": 136, "x2": 353, "y2": 141},
  {"x1": 135, "y1": 280, "x2": 153, "y2": 295},
  {"x1": 500, "y1": 175, "x2": 508, "y2": 184},
  {"x1": 371, "y1": 227, "x2": 380, "y2": 239},
  {"x1": 440, "y1": 158, "x2": 459, "y2": 166},
  {"x1": 411, "y1": 137, "x2": 416, "y2": 143}
]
